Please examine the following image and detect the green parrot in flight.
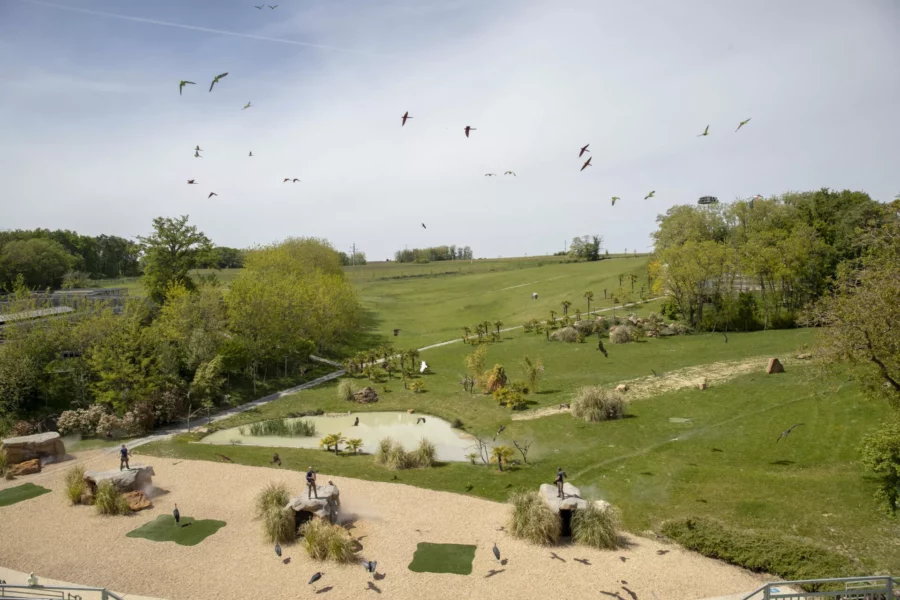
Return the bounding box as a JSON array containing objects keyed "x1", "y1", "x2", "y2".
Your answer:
[
  {"x1": 735, "y1": 118, "x2": 752, "y2": 132},
  {"x1": 644, "y1": 191, "x2": 655, "y2": 200},
  {"x1": 179, "y1": 80, "x2": 195, "y2": 95},
  {"x1": 611, "y1": 196, "x2": 620, "y2": 206},
  {"x1": 698, "y1": 125, "x2": 709, "y2": 137},
  {"x1": 209, "y1": 72, "x2": 229, "y2": 92}
]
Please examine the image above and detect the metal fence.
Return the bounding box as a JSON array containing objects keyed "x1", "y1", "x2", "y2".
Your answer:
[
  {"x1": 741, "y1": 576, "x2": 898, "y2": 600},
  {"x1": 0, "y1": 584, "x2": 122, "y2": 600}
]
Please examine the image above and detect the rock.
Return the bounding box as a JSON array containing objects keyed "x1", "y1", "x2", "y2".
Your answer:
[
  {"x1": 286, "y1": 482, "x2": 341, "y2": 524},
  {"x1": 796, "y1": 353, "x2": 812, "y2": 360},
  {"x1": 1, "y1": 432, "x2": 66, "y2": 465},
  {"x1": 9, "y1": 458, "x2": 41, "y2": 476},
  {"x1": 539, "y1": 482, "x2": 610, "y2": 514},
  {"x1": 766, "y1": 358, "x2": 785, "y2": 374},
  {"x1": 352, "y1": 386, "x2": 379, "y2": 404},
  {"x1": 84, "y1": 464, "x2": 155, "y2": 494},
  {"x1": 615, "y1": 384, "x2": 628, "y2": 393},
  {"x1": 122, "y1": 491, "x2": 152, "y2": 511}
]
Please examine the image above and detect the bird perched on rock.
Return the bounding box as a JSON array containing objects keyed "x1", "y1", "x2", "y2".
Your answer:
[
  {"x1": 580, "y1": 156, "x2": 592, "y2": 171},
  {"x1": 209, "y1": 72, "x2": 228, "y2": 92},
  {"x1": 464, "y1": 126, "x2": 476, "y2": 138},
  {"x1": 401, "y1": 111, "x2": 413, "y2": 126},
  {"x1": 579, "y1": 144, "x2": 590, "y2": 157},
  {"x1": 179, "y1": 80, "x2": 195, "y2": 95},
  {"x1": 173, "y1": 504, "x2": 180, "y2": 524},
  {"x1": 777, "y1": 423, "x2": 804, "y2": 442}
]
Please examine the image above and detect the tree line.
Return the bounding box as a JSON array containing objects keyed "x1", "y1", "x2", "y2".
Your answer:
[
  {"x1": 0, "y1": 216, "x2": 362, "y2": 436},
  {"x1": 393, "y1": 245, "x2": 473, "y2": 263}
]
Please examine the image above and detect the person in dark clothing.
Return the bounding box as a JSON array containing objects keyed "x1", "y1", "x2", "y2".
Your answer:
[
  {"x1": 119, "y1": 444, "x2": 130, "y2": 471},
  {"x1": 555, "y1": 467, "x2": 567, "y2": 498},
  {"x1": 270, "y1": 453, "x2": 282, "y2": 467},
  {"x1": 306, "y1": 466, "x2": 318, "y2": 499}
]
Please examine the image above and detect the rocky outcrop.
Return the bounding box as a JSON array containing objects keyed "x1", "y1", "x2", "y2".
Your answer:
[
  {"x1": 539, "y1": 482, "x2": 609, "y2": 514},
  {"x1": 9, "y1": 458, "x2": 41, "y2": 476},
  {"x1": 766, "y1": 358, "x2": 785, "y2": 374},
  {"x1": 352, "y1": 387, "x2": 379, "y2": 404},
  {"x1": 122, "y1": 491, "x2": 152, "y2": 511},
  {"x1": 1, "y1": 432, "x2": 66, "y2": 464},
  {"x1": 286, "y1": 482, "x2": 341, "y2": 524},
  {"x1": 84, "y1": 464, "x2": 155, "y2": 494}
]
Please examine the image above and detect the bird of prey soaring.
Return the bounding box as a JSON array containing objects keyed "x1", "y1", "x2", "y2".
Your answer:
[
  {"x1": 421, "y1": 223, "x2": 426, "y2": 229},
  {"x1": 401, "y1": 111, "x2": 413, "y2": 126},
  {"x1": 735, "y1": 117, "x2": 752, "y2": 132},
  {"x1": 611, "y1": 196, "x2": 620, "y2": 206},
  {"x1": 464, "y1": 126, "x2": 476, "y2": 138},
  {"x1": 698, "y1": 125, "x2": 710, "y2": 137},
  {"x1": 208, "y1": 192, "x2": 218, "y2": 198},
  {"x1": 645, "y1": 190, "x2": 656, "y2": 200},
  {"x1": 777, "y1": 423, "x2": 804, "y2": 442},
  {"x1": 209, "y1": 72, "x2": 228, "y2": 92},
  {"x1": 179, "y1": 80, "x2": 195, "y2": 95},
  {"x1": 485, "y1": 173, "x2": 497, "y2": 177},
  {"x1": 268, "y1": 4, "x2": 279, "y2": 9},
  {"x1": 243, "y1": 101, "x2": 253, "y2": 110},
  {"x1": 504, "y1": 171, "x2": 516, "y2": 176},
  {"x1": 579, "y1": 144, "x2": 590, "y2": 157},
  {"x1": 580, "y1": 156, "x2": 592, "y2": 171},
  {"x1": 254, "y1": 4, "x2": 264, "y2": 9}
]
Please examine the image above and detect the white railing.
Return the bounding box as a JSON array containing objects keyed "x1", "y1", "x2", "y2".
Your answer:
[{"x1": 741, "y1": 576, "x2": 898, "y2": 600}]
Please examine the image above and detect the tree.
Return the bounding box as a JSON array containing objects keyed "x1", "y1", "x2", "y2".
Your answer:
[
  {"x1": 494, "y1": 320, "x2": 503, "y2": 335},
  {"x1": 568, "y1": 235, "x2": 602, "y2": 261},
  {"x1": 319, "y1": 433, "x2": 346, "y2": 454},
  {"x1": 139, "y1": 215, "x2": 213, "y2": 303},
  {"x1": 520, "y1": 355, "x2": 544, "y2": 393},
  {"x1": 583, "y1": 291, "x2": 594, "y2": 316},
  {"x1": 490, "y1": 445, "x2": 515, "y2": 471},
  {"x1": 345, "y1": 438, "x2": 363, "y2": 454},
  {"x1": 512, "y1": 439, "x2": 533, "y2": 464},
  {"x1": 561, "y1": 300, "x2": 572, "y2": 316},
  {"x1": 860, "y1": 418, "x2": 900, "y2": 514},
  {"x1": 0, "y1": 238, "x2": 76, "y2": 290}
]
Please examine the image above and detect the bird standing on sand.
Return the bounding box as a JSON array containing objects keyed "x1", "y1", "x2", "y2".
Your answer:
[
  {"x1": 401, "y1": 111, "x2": 413, "y2": 126},
  {"x1": 492, "y1": 542, "x2": 500, "y2": 562},
  {"x1": 308, "y1": 572, "x2": 323, "y2": 589},
  {"x1": 173, "y1": 504, "x2": 180, "y2": 524},
  {"x1": 777, "y1": 423, "x2": 804, "y2": 442},
  {"x1": 275, "y1": 543, "x2": 282, "y2": 557}
]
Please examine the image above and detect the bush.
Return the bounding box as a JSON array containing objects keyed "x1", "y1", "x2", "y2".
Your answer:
[
  {"x1": 573, "y1": 320, "x2": 596, "y2": 336},
  {"x1": 451, "y1": 418, "x2": 465, "y2": 429},
  {"x1": 508, "y1": 490, "x2": 560, "y2": 545},
  {"x1": 413, "y1": 438, "x2": 437, "y2": 467},
  {"x1": 240, "y1": 418, "x2": 317, "y2": 437},
  {"x1": 264, "y1": 504, "x2": 296, "y2": 544},
  {"x1": 571, "y1": 386, "x2": 628, "y2": 422},
  {"x1": 550, "y1": 327, "x2": 579, "y2": 342},
  {"x1": 64, "y1": 465, "x2": 87, "y2": 505},
  {"x1": 493, "y1": 387, "x2": 526, "y2": 410},
  {"x1": 630, "y1": 325, "x2": 646, "y2": 341},
  {"x1": 94, "y1": 481, "x2": 130, "y2": 516},
  {"x1": 572, "y1": 503, "x2": 622, "y2": 549},
  {"x1": 0, "y1": 449, "x2": 7, "y2": 477},
  {"x1": 337, "y1": 379, "x2": 354, "y2": 402},
  {"x1": 375, "y1": 436, "x2": 435, "y2": 470},
  {"x1": 409, "y1": 380, "x2": 425, "y2": 393},
  {"x1": 255, "y1": 482, "x2": 291, "y2": 519},
  {"x1": 57, "y1": 405, "x2": 108, "y2": 436},
  {"x1": 609, "y1": 325, "x2": 632, "y2": 344},
  {"x1": 300, "y1": 518, "x2": 356, "y2": 563},
  {"x1": 860, "y1": 417, "x2": 900, "y2": 514},
  {"x1": 483, "y1": 364, "x2": 508, "y2": 393},
  {"x1": 661, "y1": 517, "x2": 860, "y2": 589},
  {"x1": 11, "y1": 420, "x2": 35, "y2": 436}
]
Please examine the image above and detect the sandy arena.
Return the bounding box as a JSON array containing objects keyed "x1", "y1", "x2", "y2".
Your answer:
[{"x1": 0, "y1": 450, "x2": 773, "y2": 600}]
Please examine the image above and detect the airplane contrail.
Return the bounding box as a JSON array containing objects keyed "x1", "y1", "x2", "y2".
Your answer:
[{"x1": 17, "y1": 0, "x2": 391, "y2": 57}]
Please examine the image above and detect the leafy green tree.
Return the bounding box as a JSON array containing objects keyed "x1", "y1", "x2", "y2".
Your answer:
[
  {"x1": 860, "y1": 418, "x2": 900, "y2": 514},
  {"x1": 490, "y1": 445, "x2": 515, "y2": 471},
  {"x1": 139, "y1": 215, "x2": 213, "y2": 303},
  {"x1": 320, "y1": 433, "x2": 346, "y2": 454},
  {"x1": 0, "y1": 238, "x2": 76, "y2": 290},
  {"x1": 345, "y1": 438, "x2": 363, "y2": 454}
]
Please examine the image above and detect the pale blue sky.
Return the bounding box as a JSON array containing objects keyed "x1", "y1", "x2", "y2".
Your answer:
[{"x1": 1, "y1": 0, "x2": 898, "y2": 259}]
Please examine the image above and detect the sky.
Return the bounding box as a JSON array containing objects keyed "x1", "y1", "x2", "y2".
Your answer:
[{"x1": 0, "y1": 0, "x2": 898, "y2": 260}]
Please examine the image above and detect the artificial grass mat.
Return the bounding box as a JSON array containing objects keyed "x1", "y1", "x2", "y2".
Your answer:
[
  {"x1": 126, "y1": 514, "x2": 226, "y2": 546},
  {"x1": 408, "y1": 542, "x2": 477, "y2": 575},
  {"x1": 0, "y1": 483, "x2": 51, "y2": 507}
]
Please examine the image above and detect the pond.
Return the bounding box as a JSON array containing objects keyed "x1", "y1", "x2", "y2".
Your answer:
[{"x1": 201, "y1": 412, "x2": 478, "y2": 462}]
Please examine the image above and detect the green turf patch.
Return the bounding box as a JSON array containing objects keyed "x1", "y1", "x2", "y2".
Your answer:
[
  {"x1": 126, "y1": 515, "x2": 226, "y2": 546},
  {"x1": 408, "y1": 542, "x2": 477, "y2": 575},
  {"x1": 0, "y1": 483, "x2": 51, "y2": 507}
]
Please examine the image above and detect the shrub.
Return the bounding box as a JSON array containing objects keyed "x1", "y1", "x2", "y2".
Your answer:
[
  {"x1": 409, "y1": 380, "x2": 425, "y2": 393},
  {"x1": 300, "y1": 518, "x2": 356, "y2": 563},
  {"x1": 571, "y1": 386, "x2": 628, "y2": 422},
  {"x1": 493, "y1": 387, "x2": 526, "y2": 410},
  {"x1": 64, "y1": 465, "x2": 87, "y2": 505},
  {"x1": 609, "y1": 325, "x2": 632, "y2": 344},
  {"x1": 57, "y1": 405, "x2": 108, "y2": 436},
  {"x1": 375, "y1": 437, "x2": 394, "y2": 464},
  {"x1": 0, "y1": 449, "x2": 7, "y2": 477},
  {"x1": 11, "y1": 420, "x2": 35, "y2": 436},
  {"x1": 520, "y1": 356, "x2": 543, "y2": 393},
  {"x1": 573, "y1": 320, "x2": 596, "y2": 336},
  {"x1": 413, "y1": 438, "x2": 437, "y2": 467},
  {"x1": 508, "y1": 490, "x2": 560, "y2": 545},
  {"x1": 630, "y1": 325, "x2": 646, "y2": 342},
  {"x1": 860, "y1": 417, "x2": 900, "y2": 514},
  {"x1": 240, "y1": 418, "x2": 317, "y2": 437},
  {"x1": 550, "y1": 326, "x2": 579, "y2": 342},
  {"x1": 264, "y1": 504, "x2": 296, "y2": 544},
  {"x1": 94, "y1": 481, "x2": 129, "y2": 516},
  {"x1": 337, "y1": 379, "x2": 354, "y2": 402},
  {"x1": 484, "y1": 364, "x2": 508, "y2": 393},
  {"x1": 375, "y1": 436, "x2": 435, "y2": 469},
  {"x1": 451, "y1": 418, "x2": 465, "y2": 429},
  {"x1": 661, "y1": 517, "x2": 860, "y2": 589},
  {"x1": 255, "y1": 482, "x2": 291, "y2": 519},
  {"x1": 573, "y1": 503, "x2": 622, "y2": 549}
]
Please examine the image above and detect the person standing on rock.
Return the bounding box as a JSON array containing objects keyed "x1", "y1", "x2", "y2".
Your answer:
[
  {"x1": 119, "y1": 444, "x2": 131, "y2": 471},
  {"x1": 555, "y1": 467, "x2": 567, "y2": 499},
  {"x1": 306, "y1": 466, "x2": 318, "y2": 499}
]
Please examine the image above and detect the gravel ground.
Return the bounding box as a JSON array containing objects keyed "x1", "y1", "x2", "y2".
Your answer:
[{"x1": 0, "y1": 451, "x2": 772, "y2": 600}]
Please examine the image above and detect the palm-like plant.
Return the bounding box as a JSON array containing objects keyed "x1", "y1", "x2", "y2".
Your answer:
[
  {"x1": 584, "y1": 291, "x2": 594, "y2": 316},
  {"x1": 320, "y1": 433, "x2": 346, "y2": 454},
  {"x1": 574, "y1": 308, "x2": 582, "y2": 322},
  {"x1": 494, "y1": 320, "x2": 503, "y2": 335},
  {"x1": 561, "y1": 300, "x2": 572, "y2": 315},
  {"x1": 549, "y1": 309, "x2": 557, "y2": 322},
  {"x1": 463, "y1": 326, "x2": 472, "y2": 343},
  {"x1": 490, "y1": 445, "x2": 516, "y2": 471},
  {"x1": 345, "y1": 438, "x2": 363, "y2": 454}
]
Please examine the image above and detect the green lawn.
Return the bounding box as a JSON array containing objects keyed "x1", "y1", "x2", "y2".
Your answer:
[
  {"x1": 138, "y1": 326, "x2": 900, "y2": 576},
  {"x1": 92, "y1": 268, "x2": 244, "y2": 297},
  {"x1": 0, "y1": 483, "x2": 51, "y2": 507},
  {"x1": 126, "y1": 514, "x2": 227, "y2": 546},
  {"x1": 408, "y1": 542, "x2": 477, "y2": 575}
]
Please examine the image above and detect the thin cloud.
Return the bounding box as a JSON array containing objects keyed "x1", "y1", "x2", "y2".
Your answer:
[{"x1": 17, "y1": 0, "x2": 394, "y2": 58}]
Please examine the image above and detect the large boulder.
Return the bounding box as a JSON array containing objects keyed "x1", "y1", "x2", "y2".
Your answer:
[
  {"x1": 766, "y1": 358, "x2": 785, "y2": 374},
  {"x1": 84, "y1": 464, "x2": 155, "y2": 494},
  {"x1": 540, "y1": 482, "x2": 609, "y2": 514},
  {"x1": 9, "y1": 458, "x2": 41, "y2": 476},
  {"x1": 352, "y1": 387, "x2": 379, "y2": 404},
  {"x1": 122, "y1": 491, "x2": 152, "y2": 511},
  {"x1": 1, "y1": 432, "x2": 66, "y2": 465},
  {"x1": 286, "y1": 482, "x2": 341, "y2": 524}
]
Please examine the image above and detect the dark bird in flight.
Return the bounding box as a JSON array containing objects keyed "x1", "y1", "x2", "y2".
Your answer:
[
  {"x1": 698, "y1": 124, "x2": 710, "y2": 137},
  {"x1": 494, "y1": 425, "x2": 505, "y2": 441},
  {"x1": 597, "y1": 337, "x2": 608, "y2": 358},
  {"x1": 179, "y1": 80, "x2": 195, "y2": 95},
  {"x1": 209, "y1": 72, "x2": 228, "y2": 92},
  {"x1": 485, "y1": 173, "x2": 497, "y2": 177},
  {"x1": 723, "y1": 332, "x2": 728, "y2": 343},
  {"x1": 268, "y1": 4, "x2": 278, "y2": 9},
  {"x1": 735, "y1": 117, "x2": 752, "y2": 132},
  {"x1": 173, "y1": 504, "x2": 180, "y2": 524},
  {"x1": 421, "y1": 223, "x2": 426, "y2": 229},
  {"x1": 283, "y1": 178, "x2": 290, "y2": 183},
  {"x1": 208, "y1": 192, "x2": 218, "y2": 198},
  {"x1": 579, "y1": 144, "x2": 590, "y2": 157},
  {"x1": 308, "y1": 572, "x2": 323, "y2": 587},
  {"x1": 611, "y1": 196, "x2": 620, "y2": 206},
  {"x1": 292, "y1": 179, "x2": 300, "y2": 183},
  {"x1": 464, "y1": 126, "x2": 476, "y2": 138},
  {"x1": 504, "y1": 171, "x2": 516, "y2": 176},
  {"x1": 275, "y1": 543, "x2": 282, "y2": 557},
  {"x1": 363, "y1": 560, "x2": 377, "y2": 576},
  {"x1": 187, "y1": 179, "x2": 196, "y2": 184},
  {"x1": 580, "y1": 156, "x2": 592, "y2": 171},
  {"x1": 601, "y1": 592, "x2": 625, "y2": 600},
  {"x1": 492, "y1": 542, "x2": 500, "y2": 562},
  {"x1": 401, "y1": 111, "x2": 413, "y2": 126},
  {"x1": 465, "y1": 484, "x2": 473, "y2": 492},
  {"x1": 195, "y1": 145, "x2": 203, "y2": 152},
  {"x1": 619, "y1": 556, "x2": 628, "y2": 563},
  {"x1": 249, "y1": 151, "x2": 253, "y2": 157},
  {"x1": 194, "y1": 150, "x2": 202, "y2": 158},
  {"x1": 574, "y1": 558, "x2": 591, "y2": 565},
  {"x1": 777, "y1": 423, "x2": 804, "y2": 443},
  {"x1": 645, "y1": 190, "x2": 656, "y2": 200},
  {"x1": 254, "y1": 4, "x2": 264, "y2": 9},
  {"x1": 416, "y1": 417, "x2": 426, "y2": 424}
]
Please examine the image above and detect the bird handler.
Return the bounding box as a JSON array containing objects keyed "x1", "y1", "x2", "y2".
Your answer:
[
  {"x1": 306, "y1": 466, "x2": 318, "y2": 499},
  {"x1": 555, "y1": 467, "x2": 567, "y2": 498}
]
